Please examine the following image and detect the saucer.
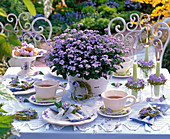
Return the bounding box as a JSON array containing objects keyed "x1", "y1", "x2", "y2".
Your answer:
[
  {"x1": 113, "y1": 69, "x2": 132, "y2": 78},
  {"x1": 28, "y1": 95, "x2": 61, "y2": 106},
  {"x1": 97, "y1": 105, "x2": 132, "y2": 118}
]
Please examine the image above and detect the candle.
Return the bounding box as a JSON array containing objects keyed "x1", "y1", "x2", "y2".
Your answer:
[
  {"x1": 146, "y1": 28, "x2": 148, "y2": 43},
  {"x1": 133, "y1": 55, "x2": 137, "y2": 82},
  {"x1": 145, "y1": 45, "x2": 149, "y2": 62},
  {"x1": 156, "y1": 52, "x2": 160, "y2": 77}
]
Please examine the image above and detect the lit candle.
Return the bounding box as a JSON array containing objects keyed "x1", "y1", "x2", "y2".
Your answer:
[
  {"x1": 145, "y1": 45, "x2": 149, "y2": 62},
  {"x1": 156, "y1": 52, "x2": 160, "y2": 77},
  {"x1": 133, "y1": 55, "x2": 137, "y2": 82},
  {"x1": 146, "y1": 28, "x2": 148, "y2": 43}
]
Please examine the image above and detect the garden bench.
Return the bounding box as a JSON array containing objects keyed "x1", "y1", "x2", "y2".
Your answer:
[
  {"x1": 0, "y1": 12, "x2": 52, "y2": 67},
  {"x1": 108, "y1": 13, "x2": 170, "y2": 67}
]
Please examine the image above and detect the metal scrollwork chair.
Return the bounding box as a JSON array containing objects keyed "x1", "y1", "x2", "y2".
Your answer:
[
  {"x1": 108, "y1": 13, "x2": 170, "y2": 67},
  {"x1": 0, "y1": 12, "x2": 52, "y2": 67}
]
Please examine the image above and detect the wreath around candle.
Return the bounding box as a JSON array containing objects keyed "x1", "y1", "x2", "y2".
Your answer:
[
  {"x1": 14, "y1": 109, "x2": 38, "y2": 121},
  {"x1": 125, "y1": 76, "x2": 145, "y2": 90},
  {"x1": 147, "y1": 73, "x2": 167, "y2": 85},
  {"x1": 71, "y1": 80, "x2": 93, "y2": 101}
]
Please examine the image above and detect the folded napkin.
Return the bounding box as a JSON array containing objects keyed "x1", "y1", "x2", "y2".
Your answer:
[
  {"x1": 149, "y1": 103, "x2": 170, "y2": 115},
  {"x1": 8, "y1": 85, "x2": 34, "y2": 92},
  {"x1": 49, "y1": 105, "x2": 92, "y2": 122},
  {"x1": 130, "y1": 117, "x2": 153, "y2": 126},
  {"x1": 130, "y1": 103, "x2": 170, "y2": 126},
  {"x1": 35, "y1": 95, "x2": 56, "y2": 103},
  {"x1": 7, "y1": 77, "x2": 42, "y2": 92}
]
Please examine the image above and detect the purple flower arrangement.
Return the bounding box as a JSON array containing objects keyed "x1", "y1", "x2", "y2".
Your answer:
[
  {"x1": 147, "y1": 73, "x2": 167, "y2": 85},
  {"x1": 45, "y1": 24, "x2": 129, "y2": 80},
  {"x1": 125, "y1": 76, "x2": 145, "y2": 90}
]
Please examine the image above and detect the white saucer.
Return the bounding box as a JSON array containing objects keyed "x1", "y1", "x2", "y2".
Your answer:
[
  {"x1": 97, "y1": 106, "x2": 132, "y2": 118},
  {"x1": 28, "y1": 95, "x2": 61, "y2": 106}
]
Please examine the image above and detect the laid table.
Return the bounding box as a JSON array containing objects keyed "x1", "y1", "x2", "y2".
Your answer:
[{"x1": 1, "y1": 67, "x2": 170, "y2": 139}]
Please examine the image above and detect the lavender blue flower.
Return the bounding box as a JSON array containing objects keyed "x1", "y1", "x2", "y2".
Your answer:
[
  {"x1": 45, "y1": 28, "x2": 128, "y2": 80},
  {"x1": 74, "y1": 81, "x2": 80, "y2": 88}
]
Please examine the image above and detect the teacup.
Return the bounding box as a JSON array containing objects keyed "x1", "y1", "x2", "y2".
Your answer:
[
  {"x1": 101, "y1": 90, "x2": 136, "y2": 112},
  {"x1": 116, "y1": 57, "x2": 133, "y2": 75},
  {"x1": 34, "y1": 80, "x2": 66, "y2": 100}
]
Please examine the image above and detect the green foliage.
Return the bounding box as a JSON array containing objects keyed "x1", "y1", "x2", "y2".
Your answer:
[
  {"x1": 22, "y1": 0, "x2": 36, "y2": 17},
  {"x1": 162, "y1": 44, "x2": 170, "y2": 72},
  {"x1": 0, "y1": 83, "x2": 16, "y2": 101},
  {"x1": 0, "y1": 8, "x2": 7, "y2": 17},
  {"x1": 94, "y1": 18, "x2": 110, "y2": 34},
  {"x1": 93, "y1": 0, "x2": 107, "y2": 5},
  {"x1": 114, "y1": 0, "x2": 125, "y2": 11},
  {"x1": 0, "y1": 115, "x2": 14, "y2": 138},
  {"x1": 82, "y1": 6, "x2": 96, "y2": 14},
  {"x1": 97, "y1": 4, "x2": 117, "y2": 17},
  {"x1": 65, "y1": 0, "x2": 85, "y2": 12}
]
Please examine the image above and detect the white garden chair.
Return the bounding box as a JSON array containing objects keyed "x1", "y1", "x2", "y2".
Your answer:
[
  {"x1": 108, "y1": 13, "x2": 170, "y2": 67},
  {"x1": 0, "y1": 12, "x2": 52, "y2": 67}
]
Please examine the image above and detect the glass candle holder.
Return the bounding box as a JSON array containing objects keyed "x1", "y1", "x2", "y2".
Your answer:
[
  {"x1": 126, "y1": 88, "x2": 142, "y2": 103},
  {"x1": 140, "y1": 68, "x2": 152, "y2": 80},
  {"x1": 151, "y1": 84, "x2": 164, "y2": 99}
]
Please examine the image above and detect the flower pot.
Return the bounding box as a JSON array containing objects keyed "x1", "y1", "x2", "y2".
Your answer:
[
  {"x1": 151, "y1": 84, "x2": 164, "y2": 99},
  {"x1": 68, "y1": 75, "x2": 111, "y2": 100}
]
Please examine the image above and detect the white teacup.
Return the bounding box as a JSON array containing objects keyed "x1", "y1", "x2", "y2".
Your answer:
[
  {"x1": 101, "y1": 90, "x2": 136, "y2": 112},
  {"x1": 34, "y1": 80, "x2": 66, "y2": 99},
  {"x1": 116, "y1": 57, "x2": 133, "y2": 75}
]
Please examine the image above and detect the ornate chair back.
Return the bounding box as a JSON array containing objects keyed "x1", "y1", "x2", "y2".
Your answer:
[
  {"x1": 108, "y1": 13, "x2": 170, "y2": 67},
  {"x1": 0, "y1": 12, "x2": 53, "y2": 67}
]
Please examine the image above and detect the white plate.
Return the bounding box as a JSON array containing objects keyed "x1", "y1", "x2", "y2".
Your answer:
[
  {"x1": 97, "y1": 106, "x2": 132, "y2": 118},
  {"x1": 29, "y1": 95, "x2": 61, "y2": 106},
  {"x1": 13, "y1": 88, "x2": 35, "y2": 95},
  {"x1": 42, "y1": 106, "x2": 98, "y2": 126}
]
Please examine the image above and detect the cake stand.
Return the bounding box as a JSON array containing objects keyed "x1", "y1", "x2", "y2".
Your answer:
[{"x1": 12, "y1": 50, "x2": 44, "y2": 76}]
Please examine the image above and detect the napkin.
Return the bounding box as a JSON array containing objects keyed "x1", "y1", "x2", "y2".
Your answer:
[
  {"x1": 7, "y1": 77, "x2": 41, "y2": 92},
  {"x1": 149, "y1": 103, "x2": 170, "y2": 115},
  {"x1": 35, "y1": 95, "x2": 56, "y2": 103},
  {"x1": 130, "y1": 103, "x2": 170, "y2": 126},
  {"x1": 49, "y1": 105, "x2": 92, "y2": 122}
]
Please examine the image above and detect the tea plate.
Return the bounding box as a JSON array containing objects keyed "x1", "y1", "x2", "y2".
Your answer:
[
  {"x1": 42, "y1": 106, "x2": 98, "y2": 126},
  {"x1": 28, "y1": 95, "x2": 61, "y2": 106},
  {"x1": 97, "y1": 106, "x2": 132, "y2": 118}
]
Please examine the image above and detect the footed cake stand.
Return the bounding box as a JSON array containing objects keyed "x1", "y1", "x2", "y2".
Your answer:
[{"x1": 12, "y1": 50, "x2": 40, "y2": 76}]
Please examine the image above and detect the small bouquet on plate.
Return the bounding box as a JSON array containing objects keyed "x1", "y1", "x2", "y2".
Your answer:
[{"x1": 44, "y1": 101, "x2": 95, "y2": 122}]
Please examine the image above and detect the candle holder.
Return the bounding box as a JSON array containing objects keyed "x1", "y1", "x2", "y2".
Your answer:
[
  {"x1": 138, "y1": 59, "x2": 155, "y2": 79},
  {"x1": 148, "y1": 73, "x2": 167, "y2": 99},
  {"x1": 125, "y1": 76, "x2": 145, "y2": 102}
]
